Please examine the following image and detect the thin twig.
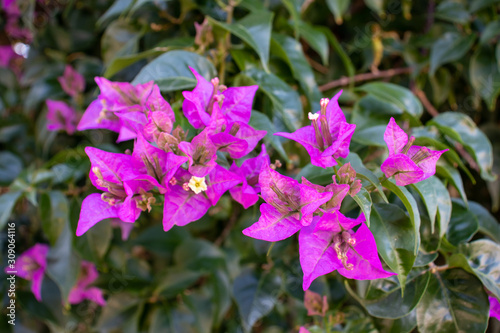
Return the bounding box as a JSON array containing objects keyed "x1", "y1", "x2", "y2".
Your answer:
[
  {"x1": 306, "y1": 55, "x2": 329, "y2": 74},
  {"x1": 214, "y1": 204, "x2": 240, "y2": 246},
  {"x1": 318, "y1": 67, "x2": 413, "y2": 91},
  {"x1": 413, "y1": 86, "x2": 439, "y2": 117}
]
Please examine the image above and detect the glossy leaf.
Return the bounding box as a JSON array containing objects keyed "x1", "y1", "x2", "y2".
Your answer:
[
  {"x1": 40, "y1": 191, "x2": 68, "y2": 246},
  {"x1": 429, "y1": 112, "x2": 496, "y2": 181},
  {"x1": 296, "y1": 21, "x2": 329, "y2": 65},
  {"x1": 429, "y1": 32, "x2": 476, "y2": 75},
  {"x1": 454, "y1": 240, "x2": 500, "y2": 300},
  {"x1": 0, "y1": 190, "x2": 21, "y2": 230},
  {"x1": 319, "y1": 27, "x2": 355, "y2": 79},
  {"x1": 233, "y1": 269, "x2": 282, "y2": 332},
  {"x1": 382, "y1": 179, "x2": 421, "y2": 251},
  {"x1": 435, "y1": 2, "x2": 471, "y2": 24},
  {"x1": 479, "y1": 21, "x2": 500, "y2": 44},
  {"x1": 347, "y1": 269, "x2": 430, "y2": 319},
  {"x1": 470, "y1": 0, "x2": 500, "y2": 12},
  {"x1": 467, "y1": 201, "x2": 500, "y2": 243},
  {"x1": 326, "y1": 0, "x2": 351, "y2": 24},
  {"x1": 447, "y1": 199, "x2": 479, "y2": 246},
  {"x1": 243, "y1": 68, "x2": 303, "y2": 131},
  {"x1": 470, "y1": 45, "x2": 500, "y2": 110},
  {"x1": 249, "y1": 111, "x2": 290, "y2": 162},
  {"x1": 357, "y1": 82, "x2": 423, "y2": 119},
  {"x1": 46, "y1": 223, "x2": 81, "y2": 303},
  {"x1": 271, "y1": 33, "x2": 322, "y2": 111},
  {"x1": 209, "y1": 11, "x2": 273, "y2": 72},
  {"x1": 104, "y1": 48, "x2": 167, "y2": 78},
  {"x1": 153, "y1": 268, "x2": 206, "y2": 298},
  {"x1": 295, "y1": 163, "x2": 335, "y2": 184},
  {"x1": 132, "y1": 50, "x2": 217, "y2": 91},
  {"x1": 416, "y1": 269, "x2": 489, "y2": 333},
  {"x1": 0, "y1": 151, "x2": 23, "y2": 185},
  {"x1": 353, "y1": 187, "x2": 372, "y2": 226},
  {"x1": 370, "y1": 203, "x2": 417, "y2": 290},
  {"x1": 411, "y1": 178, "x2": 438, "y2": 231},
  {"x1": 436, "y1": 164, "x2": 468, "y2": 205}
]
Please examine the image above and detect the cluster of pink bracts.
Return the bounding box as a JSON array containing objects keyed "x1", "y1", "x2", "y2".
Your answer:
[{"x1": 15, "y1": 66, "x2": 455, "y2": 308}]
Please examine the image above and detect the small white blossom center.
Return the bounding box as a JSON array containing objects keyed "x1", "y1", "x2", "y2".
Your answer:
[
  {"x1": 308, "y1": 112, "x2": 319, "y2": 120},
  {"x1": 188, "y1": 176, "x2": 207, "y2": 194}
]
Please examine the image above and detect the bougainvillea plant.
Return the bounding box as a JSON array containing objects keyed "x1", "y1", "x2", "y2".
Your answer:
[{"x1": 1, "y1": 1, "x2": 500, "y2": 333}]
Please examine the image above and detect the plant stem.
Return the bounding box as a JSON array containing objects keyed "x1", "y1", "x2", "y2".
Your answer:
[{"x1": 319, "y1": 67, "x2": 413, "y2": 91}]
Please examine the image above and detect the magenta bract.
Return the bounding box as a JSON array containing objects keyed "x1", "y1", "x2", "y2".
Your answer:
[
  {"x1": 380, "y1": 117, "x2": 448, "y2": 186},
  {"x1": 275, "y1": 91, "x2": 356, "y2": 168},
  {"x1": 299, "y1": 211, "x2": 395, "y2": 290},
  {"x1": 68, "y1": 261, "x2": 106, "y2": 306}
]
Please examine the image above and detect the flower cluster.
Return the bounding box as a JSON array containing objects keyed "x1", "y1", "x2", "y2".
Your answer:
[
  {"x1": 242, "y1": 96, "x2": 448, "y2": 290},
  {"x1": 76, "y1": 68, "x2": 267, "y2": 235},
  {"x1": 76, "y1": 68, "x2": 449, "y2": 292},
  {"x1": 46, "y1": 65, "x2": 83, "y2": 135},
  {"x1": 5, "y1": 244, "x2": 105, "y2": 305}
]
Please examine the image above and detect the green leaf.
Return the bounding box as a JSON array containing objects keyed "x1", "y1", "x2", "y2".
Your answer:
[
  {"x1": 249, "y1": 111, "x2": 290, "y2": 163},
  {"x1": 326, "y1": 0, "x2": 351, "y2": 24},
  {"x1": 364, "y1": 0, "x2": 384, "y2": 15},
  {"x1": 296, "y1": 21, "x2": 329, "y2": 65},
  {"x1": 97, "y1": 0, "x2": 133, "y2": 27},
  {"x1": 0, "y1": 191, "x2": 21, "y2": 230},
  {"x1": 174, "y1": 238, "x2": 226, "y2": 272},
  {"x1": 295, "y1": 163, "x2": 334, "y2": 184},
  {"x1": 416, "y1": 269, "x2": 489, "y2": 333},
  {"x1": 242, "y1": 68, "x2": 303, "y2": 131},
  {"x1": 429, "y1": 112, "x2": 496, "y2": 181},
  {"x1": 0, "y1": 151, "x2": 23, "y2": 185},
  {"x1": 414, "y1": 252, "x2": 438, "y2": 267},
  {"x1": 208, "y1": 11, "x2": 273, "y2": 72},
  {"x1": 97, "y1": 293, "x2": 142, "y2": 331},
  {"x1": 436, "y1": 164, "x2": 468, "y2": 205},
  {"x1": 17, "y1": 291, "x2": 58, "y2": 324},
  {"x1": 46, "y1": 223, "x2": 80, "y2": 303},
  {"x1": 133, "y1": 224, "x2": 190, "y2": 256},
  {"x1": 435, "y1": 2, "x2": 471, "y2": 24},
  {"x1": 319, "y1": 27, "x2": 355, "y2": 80},
  {"x1": 447, "y1": 199, "x2": 479, "y2": 246},
  {"x1": 467, "y1": 201, "x2": 500, "y2": 243},
  {"x1": 479, "y1": 21, "x2": 500, "y2": 44},
  {"x1": 132, "y1": 50, "x2": 217, "y2": 92},
  {"x1": 101, "y1": 20, "x2": 141, "y2": 66},
  {"x1": 347, "y1": 269, "x2": 430, "y2": 319},
  {"x1": 271, "y1": 33, "x2": 322, "y2": 111},
  {"x1": 429, "y1": 32, "x2": 476, "y2": 75},
  {"x1": 433, "y1": 176, "x2": 452, "y2": 238},
  {"x1": 153, "y1": 268, "x2": 206, "y2": 298},
  {"x1": 86, "y1": 218, "x2": 113, "y2": 260},
  {"x1": 104, "y1": 48, "x2": 166, "y2": 78},
  {"x1": 470, "y1": 45, "x2": 500, "y2": 110},
  {"x1": 341, "y1": 152, "x2": 388, "y2": 203},
  {"x1": 233, "y1": 269, "x2": 282, "y2": 333},
  {"x1": 454, "y1": 239, "x2": 500, "y2": 300},
  {"x1": 382, "y1": 179, "x2": 421, "y2": 252},
  {"x1": 370, "y1": 203, "x2": 417, "y2": 290},
  {"x1": 357, "y1": 82, "x2": 423, "y2": 119},
  {"x1": 375, "y1": 310, "x2": 417, "y2": 333},
  {"x1": 353, "y1": 188, "x2": 372, "y2": 226},
  {"x1": 352, "y1": 124, "x2": 387, "y2": 147},
  {"x1": 40, "y1": 191, "x2": 68, "y2": 246},
  {"x1": 411, "y1": 177, "x2": 438, "y2": 231},
  {"x1": 209, "y1": 270, "x2": 232, "y2": 328},
  {"x1": 470, "y1": 0, "x2": 500, "y2": 12}
]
